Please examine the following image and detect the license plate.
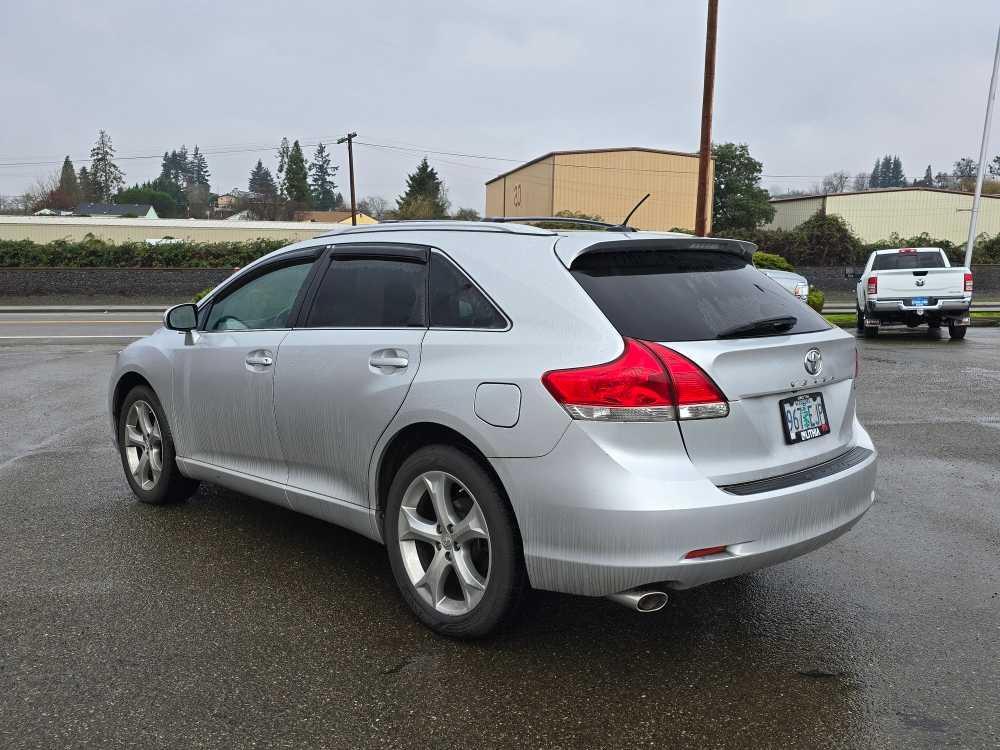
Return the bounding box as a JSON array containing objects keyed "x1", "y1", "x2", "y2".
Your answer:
[
  {"x1": 911, "y1": 296, "x2": 929, "y2": 306},
  {"x1": 779, "y1": 392, "x2": 830, "y2": 444}
]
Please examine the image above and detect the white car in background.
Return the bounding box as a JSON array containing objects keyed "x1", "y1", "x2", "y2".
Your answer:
[{"x1": 761, "y1": 269, "x2": 810, "y2": 303}]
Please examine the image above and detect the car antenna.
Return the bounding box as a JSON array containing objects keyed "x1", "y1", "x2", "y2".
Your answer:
[{"x1": 616, "y1": 193, "x2": 651, "y2": 230}]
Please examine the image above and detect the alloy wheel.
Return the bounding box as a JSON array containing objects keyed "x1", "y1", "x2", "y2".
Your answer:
[
  {"x1": 397, "y1": 470, "x2": 491, "y2": 616},
  {"x1": 124, "y1": 400, "x2": 163, "y2": 491}
]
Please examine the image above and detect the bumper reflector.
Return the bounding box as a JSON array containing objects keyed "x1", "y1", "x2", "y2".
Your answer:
[{"x1": 684, "y1": 545, "x2": 728, "y2": 559}]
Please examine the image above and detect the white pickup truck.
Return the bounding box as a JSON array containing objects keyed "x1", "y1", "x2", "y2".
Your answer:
[{"x1": 849, "y1": 247, "x2": 972, "y2": 339}]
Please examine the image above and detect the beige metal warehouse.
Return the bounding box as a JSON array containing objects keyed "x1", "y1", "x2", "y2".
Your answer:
[
  {"x1": 767, "y1": 187, "x2": 1000, "y2": 244},
  {"x1": 0, "y1": 216, "x2": 354, "y2": 244},
  {"x1": 485, "y1": 147, "x2": 710, "y2": 232}
]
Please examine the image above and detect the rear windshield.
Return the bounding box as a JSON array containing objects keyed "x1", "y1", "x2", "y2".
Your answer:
[
  {"x1": 872, "y1": 251, "x2": 945, "y2": 270},
  {"x1": 570, "y1": 250, "x2": 830, "y2": 342}
]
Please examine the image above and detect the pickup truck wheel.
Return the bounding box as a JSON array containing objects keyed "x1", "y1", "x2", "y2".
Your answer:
[
  {"x1": 862, "y1": 324, "x2": 879, "y2": 338},
  {"x1": 855, "y1": 306, "x2": 864, "y2": 332},
  {"x1": 948, "y1": 322, "x2": 968, "y2": 340}
]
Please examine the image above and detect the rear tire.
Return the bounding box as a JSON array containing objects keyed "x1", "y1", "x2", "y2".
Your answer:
[
  {"x1": 855, "y1": 305, "x2": 864, "y2": 333},
  {"x1": 862, "y1": 323, "x2": 879, "y2": 338},
  {"x1": 117, "y1": 385, "x2": 199, "y2": 505},
  {"x1": 948, "y1": 322, "x2": 968, "y2": 340},
  {"x1": 384, "y1": 445, "x2": 527, "y2": 639}
]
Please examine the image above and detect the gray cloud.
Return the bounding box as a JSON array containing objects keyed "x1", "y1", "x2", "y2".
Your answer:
[{"x1": 1, "y1": 0, "x2": 998, "y2": 208}]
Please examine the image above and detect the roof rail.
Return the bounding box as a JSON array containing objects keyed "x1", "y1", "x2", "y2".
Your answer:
[
  {"x1": 483, "y1": 216, "x2": 636, "y2": 232},
  {"x1": 314, "y1": 220, "x2": 554, "y2": 239}
]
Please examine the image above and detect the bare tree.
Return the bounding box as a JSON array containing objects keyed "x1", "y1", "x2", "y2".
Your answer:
[
  {"x1": 851, "y1": 172, "x2": 869, "y2": 191},
  {"x1": 821, "y1": 170, "x2": 851, "y2": 194},
  {"x1": 358, "y1": 195, "x2": 389, "y2": 221},
  {"x1": 21, "y1": 171, "x2": 60, "y2": 212}
]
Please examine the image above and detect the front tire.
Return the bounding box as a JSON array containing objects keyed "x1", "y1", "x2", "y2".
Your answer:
[
  {"x1": 948, "y1": 322, "x2": 968, "y2": 340},
  {"x1": 117, "y1": 385, "x2": 199, "y2": 504},
  {"x1": 384, "y1": 445, "x2": 526, "y2": 638}
]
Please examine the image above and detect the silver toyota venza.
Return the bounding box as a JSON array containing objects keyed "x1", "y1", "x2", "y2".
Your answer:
[{"x1": 109, "y1": 220, "x2": 877, "y2": 638}]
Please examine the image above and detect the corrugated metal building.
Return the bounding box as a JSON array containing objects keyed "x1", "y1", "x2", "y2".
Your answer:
[
  {"x1": 767, "y1": 187, "x2": 1000, "y2": 244},
  {"x1": 0, "y1": 216, "x2": 354, "y2": 244},
  {"x1": 485, "y1": 147, "x2": 710, "y2": 232}
]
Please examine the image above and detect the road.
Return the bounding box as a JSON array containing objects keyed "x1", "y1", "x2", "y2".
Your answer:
[
  {"x1": 1, "y1": 327, "x2": 998, "y2": 749},
  {"x1": 0, "y1": 310, "x2": 161, "y2": 341}
]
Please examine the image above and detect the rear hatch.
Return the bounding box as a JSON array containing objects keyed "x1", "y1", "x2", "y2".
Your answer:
[
  {"x1": 563, "y1": 237, "x2": 858, "y2": 485},
  {"x1": 872, "y1": 249, "x2": 965, "y2": 300}
]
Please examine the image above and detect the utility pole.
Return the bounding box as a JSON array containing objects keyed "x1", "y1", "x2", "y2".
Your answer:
[
  {"x1": 337, "y1": 132, "x2": 358, "y2": 225},
  {"x1": 694, "y1": 0, "x2": 719, "y2": 237},
  {"x1": 964, "y1": 26, "x2": 1000, "y2": 269}
]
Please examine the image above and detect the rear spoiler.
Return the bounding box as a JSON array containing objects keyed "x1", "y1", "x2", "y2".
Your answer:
[{"x1": 555, "y1": 237, "x2": 758, "y2": 268}]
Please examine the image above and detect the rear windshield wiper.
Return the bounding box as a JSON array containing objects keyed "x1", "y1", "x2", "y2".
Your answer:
[{"x1": 717, "y1": 315, "x2": 797, "y2": 339}]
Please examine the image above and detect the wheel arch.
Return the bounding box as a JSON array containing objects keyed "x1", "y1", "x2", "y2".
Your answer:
[
  {"x1": 373, "y1": 422, "x2": 522, "y2": 543},
  {"x1": 112, "y1": 370, "x2": 155, "y2": 425}
]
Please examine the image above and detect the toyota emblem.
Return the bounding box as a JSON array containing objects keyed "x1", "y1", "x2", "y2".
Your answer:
[{"x1": 804, "y1": 348, "x2": 823, "y2": 376}]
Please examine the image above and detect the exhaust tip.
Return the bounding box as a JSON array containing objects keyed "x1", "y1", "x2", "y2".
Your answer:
[
  {"x1": 635, "y1": 591, "x2": 668, "y2": 612},
  {"x1": 606, "y1": 589, "x2": 669, "y2": 613}
]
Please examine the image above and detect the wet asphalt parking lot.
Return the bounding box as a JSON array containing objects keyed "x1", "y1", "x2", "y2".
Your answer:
[{"x1": 1, "y1": 326, "x2": 998, "y2": 749}]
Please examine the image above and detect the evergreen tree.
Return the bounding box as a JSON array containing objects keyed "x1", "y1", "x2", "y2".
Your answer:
[
  {"x1": 77, "y1": 166, "x2": 94, "y2": 202},
  {"x1": 190, "y1": 146, "x2": 211, "y2": 187},
  {"x1": 88, "y1": 129, "x2": 125, "y2": 201},
  {"x1": 869, "y1": 158, "x2": 882, "y2": 189},
  {"x1": 308, "y1": 142, "x2": 339, "y2": 209},
  {"x1": 249, "y1": 159, "x2": 278, "y2": 196},
  {"x1": 58, "y1": 156, "x2": 80, "y2": 204},
  {"x1": 990, "y1": 155, "x2": 1000, "y2": 178},
  {"x1": 878, "y1": 156, "x2": 892, "y2": 187},
  {"x1": 283, "y1": 140, "x2": 311, "y2": 205},
  {"x1": 396, "y1": 157, "x2": 449, "y2": 218},
  {"x1": 889, "y1": 155, "x2": 905, "y2": 187},
  {"x1": 159, "y1": 152, "x2": 172, "y2": 183},
  {"x1": 276, "y1": 137, "x2": 291, "y2": 196},
  {"x1": 177, "y1": 145, "x2": 192, "y2": 185},
  {"x1": 921, "y1": 164, "x2": 933, "y2": 187}
]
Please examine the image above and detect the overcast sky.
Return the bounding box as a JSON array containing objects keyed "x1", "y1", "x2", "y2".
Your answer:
[{"x1": 2, "y1": 0, "x2": 998, "y2": 209}]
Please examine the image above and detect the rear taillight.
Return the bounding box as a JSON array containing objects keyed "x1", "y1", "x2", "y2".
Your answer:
[
  {"x1": 541, "y1": 339, "x2": 729, "y2": 422},
  {"x1": 965, "y1": 272, "x2": 973, "y2": 293},
  {"x1": 867, "y1": 276, "x2": 878, "y2": 295}
]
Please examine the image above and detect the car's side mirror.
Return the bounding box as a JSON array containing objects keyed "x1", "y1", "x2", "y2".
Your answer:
[{"x1": 164, "y1": 303, "x2": 198, "y2": 331}]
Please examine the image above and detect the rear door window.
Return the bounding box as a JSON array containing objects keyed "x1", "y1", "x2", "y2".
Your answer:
[
  {"x1": 872, "y1": 251, "x2": 945, "y2": 270},
  {"x1": 304, "y1": 257, "x2": 427, "y2": 328},
  {"x1": 570, "y1": 250, "x2": 829, "y2": 342}
]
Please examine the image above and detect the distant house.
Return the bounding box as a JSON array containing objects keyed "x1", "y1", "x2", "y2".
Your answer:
[
  {"x1": 76, "y1": 203, "x2": 158, "y2": 219},
  {"x1": 293, "y1": 209, "x2": 376, "y2": 224}
]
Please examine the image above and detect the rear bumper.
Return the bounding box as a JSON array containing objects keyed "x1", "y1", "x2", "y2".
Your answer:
[
  {"x1": 868, "y1": 296, "x2": 971, "y2": 313},
  {"x1": 493, "y1": 421, "x2": 876, "y2": 597}
]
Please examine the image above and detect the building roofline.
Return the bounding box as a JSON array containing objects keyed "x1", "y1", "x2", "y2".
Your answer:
[
  {"x1": 769, "y1": 186, "x2": 1000, "y2": 203},
  {"x1": 484, "y1": 146, "x2": 701, "y2": 185}
]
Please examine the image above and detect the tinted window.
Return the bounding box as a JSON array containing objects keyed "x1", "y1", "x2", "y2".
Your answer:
[
  {"x1": 429, "y1": 254, "x2": 506, "y2": 329},
  {"x1": 205, "y1": 261, "x2": 313, "y2": 331},
  {"x1": 872, "y1": 251, "x2": 945, "y2": 270},
  {"x1": 571, "y1": 250, "x2": 829, "y2": 342},
  {"x1": 306, "y1": 258, "x2": 427, "y2": 327}
]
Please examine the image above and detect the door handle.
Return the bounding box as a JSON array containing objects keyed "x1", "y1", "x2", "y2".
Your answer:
[
  {"x1": 369, "y1": 349, "x2": 409, "y2": 369},
  {"x1": 245, "y1": 352, "x2": 274, "y2": 367}
]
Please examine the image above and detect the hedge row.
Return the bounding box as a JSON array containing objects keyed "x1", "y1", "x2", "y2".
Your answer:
[
  {"x1": 0, "y1": 237, "x2": 289, "y2": 268},
  {"x1": 716, "y1": 212, "x2": 1000, "y2": 266},
  {"x1": 3, "y1": 219, "x2": 999, "y2": 269}
]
